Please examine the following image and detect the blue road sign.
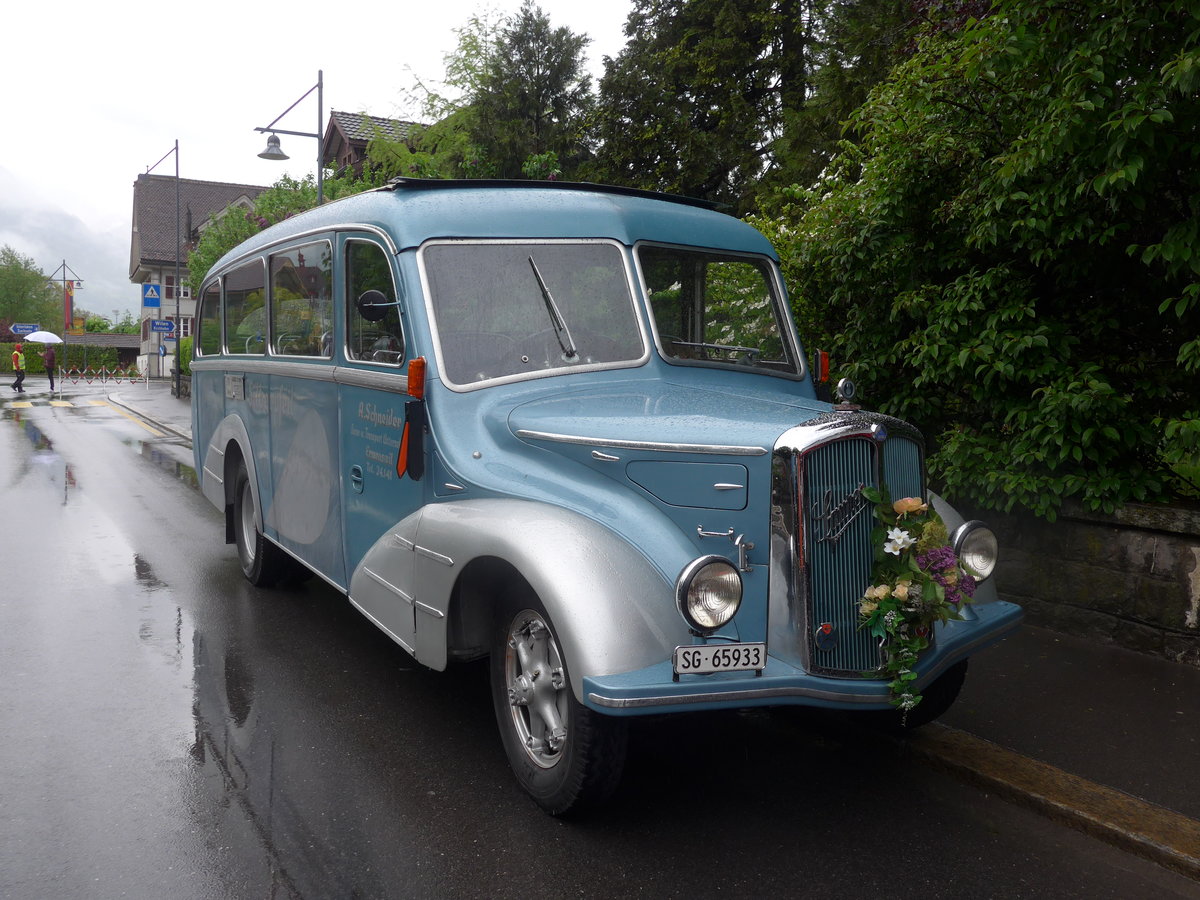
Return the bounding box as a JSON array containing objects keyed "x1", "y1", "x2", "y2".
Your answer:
[
  {"x1": 159, "y1": 344, "x2": 167, "y2": 357},
  {"x1": 150, "y1": 319, "x2": 174, "y2": 333},
  {"x1": 143, "y1": 284, "x2": 162, "y2": 308},
  {"x1": 11, "y1": 323, "x2": 38, "y2": 335}
]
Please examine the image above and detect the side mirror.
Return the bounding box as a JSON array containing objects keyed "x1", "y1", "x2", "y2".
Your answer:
[{"x1": 356, "y1": 289, "x2": 396, "y2": 323}]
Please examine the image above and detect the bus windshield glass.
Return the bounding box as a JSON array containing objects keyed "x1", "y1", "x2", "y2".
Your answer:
[
  {"x1": 422, "y1": 242, "x2": 644, "y2": 386},
  {"x1": 639, "y1": 245, "x2": 800, "y2": 376}
]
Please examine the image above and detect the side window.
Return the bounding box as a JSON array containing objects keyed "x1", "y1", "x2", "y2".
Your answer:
[
  {"x1": 346, "y1": 240, "x2": 404, "y2": 365},
  {"x1": 197, "y1": 281, "x2": 221, "y2": 356},
  {"x1": 224, "y1": 260, "x2": 266, "y2": 355},
  {"x1": 271, "y1": 241, "x2": 333, "y2": 358}
]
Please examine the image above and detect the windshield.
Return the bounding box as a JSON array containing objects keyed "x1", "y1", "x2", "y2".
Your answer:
[
  {"x1": 639, "y1": 246, "x2": 800, "y2": 376},
  {"x1": 423, "y1": 242, "x2": 644, "y2": 386}
]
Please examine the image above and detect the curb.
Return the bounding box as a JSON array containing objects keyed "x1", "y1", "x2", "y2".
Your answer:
[
  {"x1": 903, "y1": 723, "x2": 1200, "y2": 881},
  {"x1": 105, "y1": 393, "x2": 192, "y2": 445}
]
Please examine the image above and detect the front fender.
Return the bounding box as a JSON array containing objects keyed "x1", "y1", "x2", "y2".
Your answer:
[
  {"x1": 929, "y1": 490, "x2": 999, "y2": 607},
  {"x1": 349, "y1": 498, "x2": 695, "y2": 701}
]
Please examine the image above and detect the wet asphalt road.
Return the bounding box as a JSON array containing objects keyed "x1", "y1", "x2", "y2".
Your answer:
[{"x1": 2, "y1": 389, "x2": 1198, "y2": 900}]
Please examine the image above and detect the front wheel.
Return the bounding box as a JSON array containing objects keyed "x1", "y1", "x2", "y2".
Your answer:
[{"x1": 490, "y1": 592, "x2": 627, "y2": 815}]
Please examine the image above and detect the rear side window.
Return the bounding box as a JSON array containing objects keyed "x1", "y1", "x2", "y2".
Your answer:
[
  {"x1": 197, "y1": 282, "x2": 221, "y2": 356},
  {"x1": 271, "y1": 241, "x2": 333, "y2": 358},
  {"x1": 224, "y1": 260, "x2": 266, "y2": 355}
]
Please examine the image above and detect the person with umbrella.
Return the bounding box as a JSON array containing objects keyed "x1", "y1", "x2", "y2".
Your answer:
[
  {"x1": 10, "y1": 342, "x2": 25, "y2": 392},
  {"x1": 24, "y1": 331, "x2": 63, "y2": 392}
]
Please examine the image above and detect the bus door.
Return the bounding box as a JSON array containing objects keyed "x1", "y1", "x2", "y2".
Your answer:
[
  {"x1": 338, "y1": 236, "x2": 426, "y2": 653},
  {"x1": 262, "y1": 239, "x2": 345, "y2": 586}
]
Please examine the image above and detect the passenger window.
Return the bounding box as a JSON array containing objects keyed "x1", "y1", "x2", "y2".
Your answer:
[
  {"x1": 346, "y1": 240, "x2": 403, "y2": 365},
  {"x1": 197, "y1": 281, "x2": 221, "y2": 356},
  {"x1": 271, "y1": 241, "x2": 333, "y2": 358},
  {"x1": 225, "y1": 260, "x2": 267, "y2": 355}
]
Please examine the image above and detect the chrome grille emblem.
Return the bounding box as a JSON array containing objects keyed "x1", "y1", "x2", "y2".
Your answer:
[{"x1": 810, "y1": 484, "x2": 868, "y2": 547}]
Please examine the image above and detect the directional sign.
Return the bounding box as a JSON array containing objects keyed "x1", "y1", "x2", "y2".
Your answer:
[
  {"x1": 150, "y1": 319, "x2": 175, "y2": 333},
  {"x1": 11, "y1": 323, "x2": 38, "y2": 335},
  {"x1": 142, "y1": 284, "x2": 162, "y2": 308},
  {"x1": 159, "y1": 344, "x2": 167, "y2": 358}
]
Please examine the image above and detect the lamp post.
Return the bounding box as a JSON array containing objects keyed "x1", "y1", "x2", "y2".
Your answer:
[
  {"x1": 146, "y1": 140, "x2": 181, "y2": 398},
  {"x1": 46, "y1": 261, "x2": 83, "y2": 396},
  {"x1": 255, "y1": 69, "x2": 324, "y2": 205}
]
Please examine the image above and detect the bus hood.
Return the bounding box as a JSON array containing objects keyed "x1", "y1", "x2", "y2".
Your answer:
[{"x1": 507, "y1": 380, "x2": 830, "y2": 454}]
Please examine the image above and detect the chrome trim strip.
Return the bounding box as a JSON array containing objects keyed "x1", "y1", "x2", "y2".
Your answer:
[
  {"x1": 190, "y1": 360, "x2": 412, "y2": 395},
  {"x1": 415, "y1": 545, "x2": 454, "y2": 567},
  {"x1": 392, "y1": 533, "x2": 415, "y2": 551},
  {"x1": 202, "y1": 465, "x2": 224, "y2": 486},
  {"x1": 713, "y1": 483, "x2": 744, "y2": 490},
  {"x1": 348, "y1": 596, "x2": 415, "y2": 655},
  {"x1": 415, "y1": 599, "x2": 445, "y2": 619},
  {"x1": 516, "y1": 429, "x2": 767, "y2": 456},
  {"x1": 364, "y1": 567, "x2": 414, "y2": 605}
]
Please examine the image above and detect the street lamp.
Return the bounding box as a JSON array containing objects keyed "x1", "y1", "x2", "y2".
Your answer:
[
  {"x1": 255, "y1": 69, "x2": 324, "y2": 205},
  {"x1": 146, "y1": 139, "x2": 181, "y2": 398}
]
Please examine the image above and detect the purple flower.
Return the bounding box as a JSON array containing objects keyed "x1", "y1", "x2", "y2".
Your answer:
[{"x1": 917, "y1": 546, "x2": 957, "y2": 572}]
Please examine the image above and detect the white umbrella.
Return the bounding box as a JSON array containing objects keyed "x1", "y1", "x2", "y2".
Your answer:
[{"x1": 23, "y1": 331, "x2": 63, "y2": 344}]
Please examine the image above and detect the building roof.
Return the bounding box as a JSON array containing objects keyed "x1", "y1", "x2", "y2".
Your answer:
[
  {"x1": 326, "y1": 110, "x2": 418, "y2": 145},
  {"x1": 64, "y1": 332, "x2": 142, "y2": 349},
  {"x1": 130, "y1": 174, "x2": 269, "y2": 278}
]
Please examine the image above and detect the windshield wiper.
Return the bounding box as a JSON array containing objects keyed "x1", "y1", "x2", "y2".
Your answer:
[{"x1": 528, "y1": 256, "x2": 577, "y2": 359}]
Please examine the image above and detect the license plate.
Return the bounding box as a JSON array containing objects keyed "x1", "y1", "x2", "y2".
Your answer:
[{"x1": 673, "y1": 642, "x2": 766, "y2": 675}]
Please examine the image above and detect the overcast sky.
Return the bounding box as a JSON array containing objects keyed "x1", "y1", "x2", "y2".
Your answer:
[{"x1": 0, "y1": 1, "x2": 632, "y2": 322}]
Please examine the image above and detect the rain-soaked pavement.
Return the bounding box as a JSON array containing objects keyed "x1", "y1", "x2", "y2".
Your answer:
[{"x1": 2, "y1": 386, "x2": 1199, "y2": 899}]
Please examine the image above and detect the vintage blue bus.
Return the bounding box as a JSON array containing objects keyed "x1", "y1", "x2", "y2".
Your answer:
[{"x1": 192, "y1": 179, "x2": 1022, "y2": 813}]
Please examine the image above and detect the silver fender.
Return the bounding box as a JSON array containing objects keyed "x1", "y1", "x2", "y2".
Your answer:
[
  {"x1": 929, "y1": 490, "x2": 999, "y2": 606},
  {"x1": 200, "y1": 413, "x2": 263, "y2": 532},
  {"x1": 348, "y1": 498, "x2": 695, "y2": 702}
]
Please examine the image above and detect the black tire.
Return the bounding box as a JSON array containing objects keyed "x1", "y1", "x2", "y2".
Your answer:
[
  {"x1": 232, "y1": 460, "x2": 292, "y2": 588},
  {"x1": 490, "y1": 589, "x2": 627, "y2": 815},
  {"x1": 871, "y1": 659, "x2": 969, "y2": 731}
]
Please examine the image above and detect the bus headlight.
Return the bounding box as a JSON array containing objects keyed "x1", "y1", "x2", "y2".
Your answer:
[
  {"x1": 954, "y1": 521, "x2": 998, "y2": 581},
  {"x1": 677, "y1": 556, "x2": 742, "y2": 633}
]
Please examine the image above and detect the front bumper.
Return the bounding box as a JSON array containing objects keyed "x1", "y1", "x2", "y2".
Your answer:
[{"x1": 583, "y1": 599, "x2": 1023, "y2": 715}]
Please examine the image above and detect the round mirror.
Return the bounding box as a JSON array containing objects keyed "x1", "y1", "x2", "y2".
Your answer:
[{"x1": 356, "y1": 289, "x2": 393, "y2": 323}]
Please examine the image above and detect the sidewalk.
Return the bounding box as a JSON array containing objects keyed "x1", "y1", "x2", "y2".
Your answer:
[{"x1": 103, "y1": 380, "x2": 1200, "y2": 878}]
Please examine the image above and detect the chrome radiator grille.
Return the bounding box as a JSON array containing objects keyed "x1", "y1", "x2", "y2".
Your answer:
[{"x1": 801, "y1": 433, "x2": 923, "y2": 676}]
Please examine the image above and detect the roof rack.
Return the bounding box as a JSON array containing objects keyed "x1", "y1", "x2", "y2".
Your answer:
[{"x1": 380, "y1": 177, "x2": 726, "y2": 212}]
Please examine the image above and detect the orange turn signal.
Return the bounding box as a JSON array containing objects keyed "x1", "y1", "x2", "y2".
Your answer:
[{"x1": 407, "y1": 356, "x2": 426, "y2": 399}]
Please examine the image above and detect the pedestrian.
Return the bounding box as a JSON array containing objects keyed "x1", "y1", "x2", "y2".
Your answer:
[
  {"x1": 10, "y1": 342, "x2": 25, "y2": 393},
  {"x1": 41, "y1": 344, "x2": 56, "y2": 391}
]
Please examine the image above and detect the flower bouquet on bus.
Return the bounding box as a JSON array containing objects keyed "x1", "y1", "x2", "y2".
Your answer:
[{"x1": 856, "y1": 486, "x2": 977, "y2": 716}]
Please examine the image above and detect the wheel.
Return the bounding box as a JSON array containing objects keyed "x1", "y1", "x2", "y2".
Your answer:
[
  {"x1": 490, "y1": 591, "x2": 627, "y2": 815},
  {"x1": 232, "y1": 460, "x2": 293, "y2": 588}
]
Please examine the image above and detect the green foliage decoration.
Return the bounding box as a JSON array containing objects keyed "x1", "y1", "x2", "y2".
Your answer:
[{"x1": 765, "y1": 0, "x2": 1200, "y2": 516}]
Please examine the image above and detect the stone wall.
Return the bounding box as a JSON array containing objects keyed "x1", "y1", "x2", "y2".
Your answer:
[{"x1": 982, "y1": 501, "x2": 1200, "y2": 667}]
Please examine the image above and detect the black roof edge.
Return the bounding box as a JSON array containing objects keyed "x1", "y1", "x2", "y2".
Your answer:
[{"x1": 379, "y1": 177, "x2": 729, "y2": 213}]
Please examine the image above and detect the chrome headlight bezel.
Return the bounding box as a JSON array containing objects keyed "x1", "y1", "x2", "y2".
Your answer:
[
  {"x1": 676, "y1": 555, "x2": 743, "y2": 633},
  {"x1": 953, "y1": 520, "x2": 998, "y2": 582}
]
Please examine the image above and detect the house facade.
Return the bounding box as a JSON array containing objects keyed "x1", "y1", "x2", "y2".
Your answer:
[{"x1": 129, "y1": 174, "x2": 267, "y2": 377}]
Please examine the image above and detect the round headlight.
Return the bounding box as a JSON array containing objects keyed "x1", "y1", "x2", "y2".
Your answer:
[
  {"x1": 954, "y1": 521, "x2": 998, "y2": 581},
  {"x1": 677, "y1": 556, "x2": 742, "y2": 633}
]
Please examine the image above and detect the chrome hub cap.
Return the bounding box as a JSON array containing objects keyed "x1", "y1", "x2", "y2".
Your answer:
[{"x1": 504, "y1": 611, "x2": 568, "y2": 768}]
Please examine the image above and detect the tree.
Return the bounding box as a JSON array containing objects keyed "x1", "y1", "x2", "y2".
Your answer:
[
  {"x1": 470, "y1": 1, "x2": 595, "y2": 179},
  {"x1": 587, "y1": 0, "x2": 912, "y2": 210},
  {"x1": 765, "y1": 0, "x2": 1200, "y2": 516},
  {"x1": 0, "y1": 246, "x2": 60, "y2": 336},
  {"x1": 187, "y1": 170, "x2": 385, "y2": 293}
]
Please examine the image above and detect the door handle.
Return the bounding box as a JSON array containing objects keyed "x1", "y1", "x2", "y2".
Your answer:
[{"x1": 350, "y1": 465, "x2": 364, "y2": 494}]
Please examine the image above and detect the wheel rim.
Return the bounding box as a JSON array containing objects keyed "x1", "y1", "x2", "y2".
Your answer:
[
  {"x1": 239, "y1": 479, "x2": 257, "y2": 565},
  {"x1": 504, "y1": 610, "x2": 568, "y2": 769}
]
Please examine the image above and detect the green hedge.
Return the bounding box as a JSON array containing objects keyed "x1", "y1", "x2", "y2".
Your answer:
[{"x1": 2, "y1": 343, "x2": 124, "y2": 374}]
